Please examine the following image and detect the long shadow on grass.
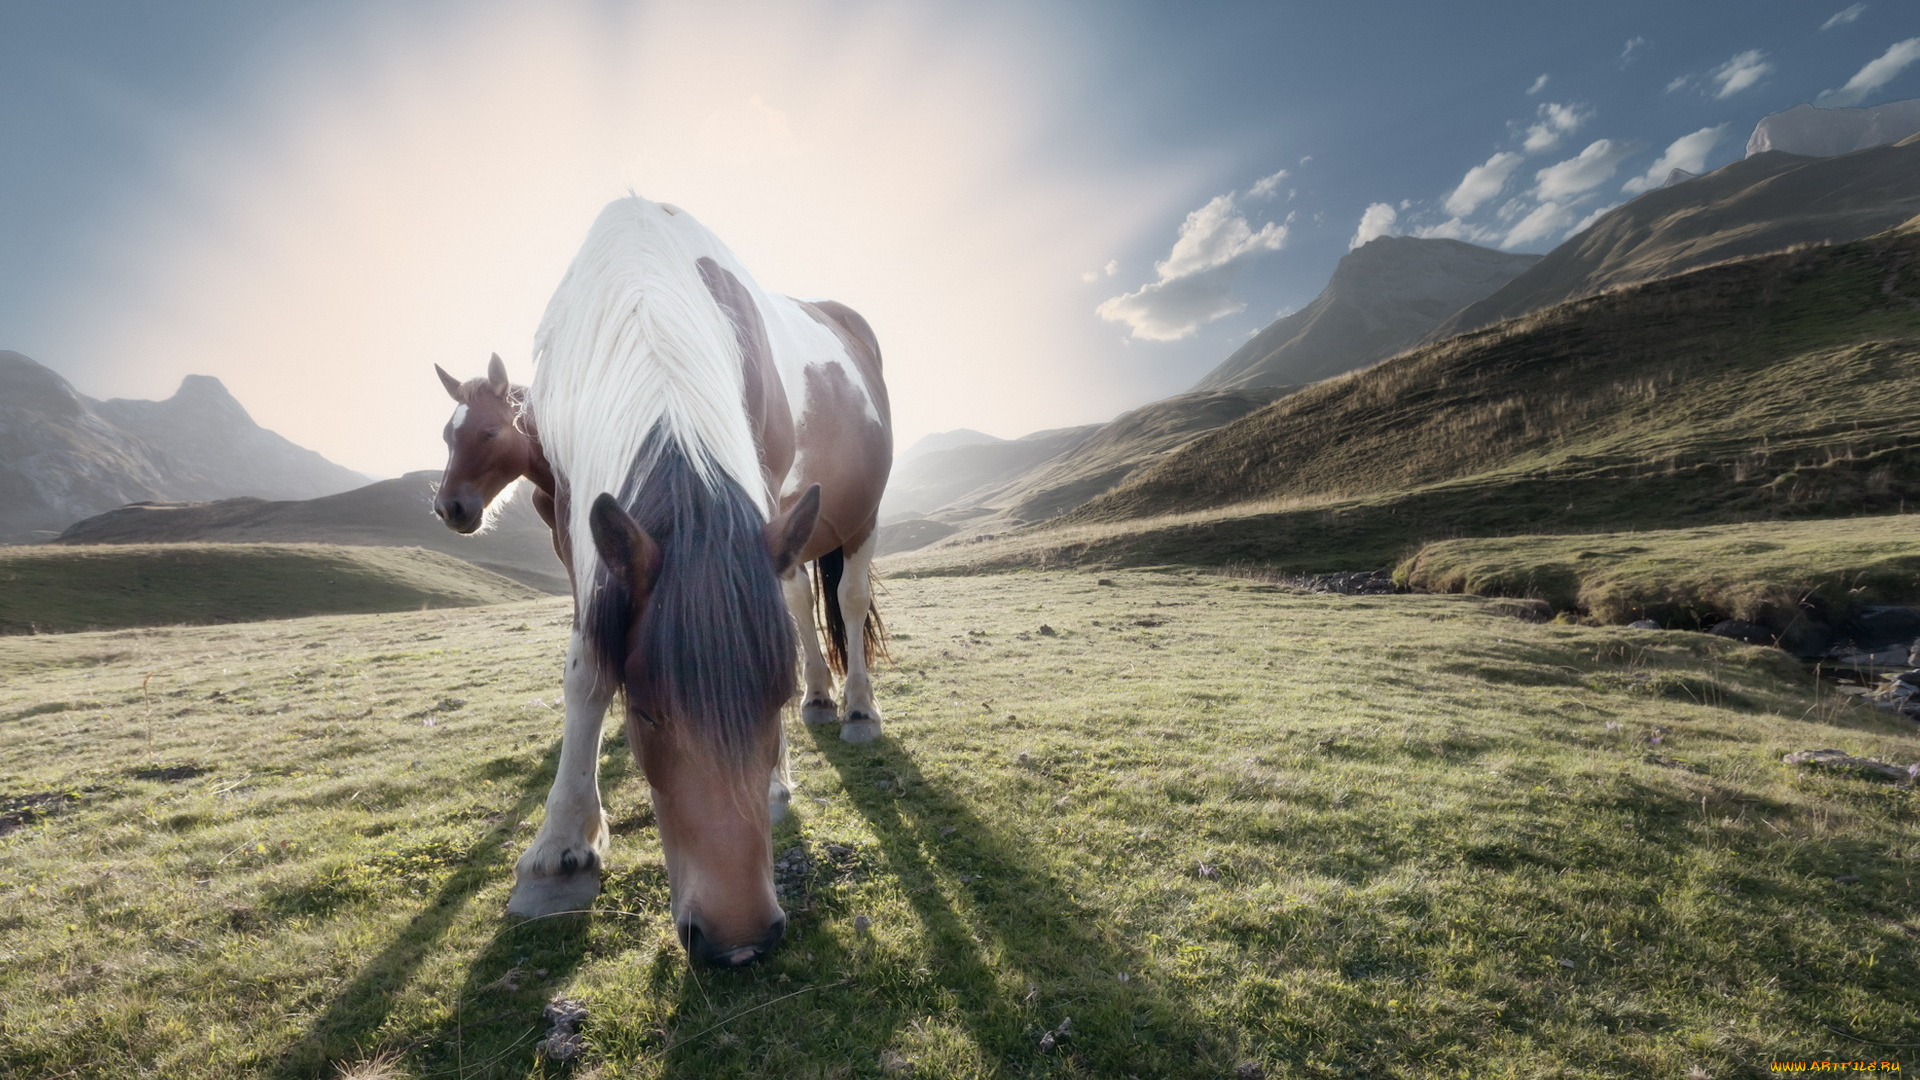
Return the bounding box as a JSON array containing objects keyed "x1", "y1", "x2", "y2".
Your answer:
[
  {"x1": 654, "y1": 727, "x2": 1226, "y2": 1078},
  {"x1": 265, "y1": 738, "x2": 619, "y2": 1079}
]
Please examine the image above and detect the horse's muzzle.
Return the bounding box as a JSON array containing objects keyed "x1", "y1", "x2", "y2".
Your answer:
[
  {"x1": 681, "y1": 912, "x2": 786, "y2": 967},
  {"x1": 433, "y1": 495, "x2": 482, "y2": 534}
]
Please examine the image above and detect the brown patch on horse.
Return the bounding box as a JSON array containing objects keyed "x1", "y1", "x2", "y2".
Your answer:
[
  {"x1": 696, "y1": 257, "x2": 795, "y2": 490},
  {"x1": 790, "y1": 361, "x2": 891, "y2": 560}
]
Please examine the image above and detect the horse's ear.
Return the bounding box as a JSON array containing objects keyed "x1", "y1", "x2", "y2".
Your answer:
[
  {"x1": 435, "y1": 364, "x2": 466, "y2": 403},
  {"x1": 763, "y1": 484, "x2": 821, "y2": 576},
  {"x1": 486, "y1": 353, "x2": 511, "y2": 398},
  {"x1": 589, "y1": 493, "x2": 660, "y2": 592}
]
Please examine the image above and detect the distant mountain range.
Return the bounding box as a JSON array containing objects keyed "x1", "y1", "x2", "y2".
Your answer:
[
  {"x1": 882, "y1": 100, "x2": 1920, "y2": 557},
  {"x1": 0, "y1": 352, "x2": 369, "y2": 542},
  {"x1": 1192, "y1": 236, "x2": 1540, "y2": 391}
]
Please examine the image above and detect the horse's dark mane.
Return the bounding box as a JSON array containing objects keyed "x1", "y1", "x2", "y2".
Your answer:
[{"x1": 587, "y1": 429, "x2": 795, "y2": 768}]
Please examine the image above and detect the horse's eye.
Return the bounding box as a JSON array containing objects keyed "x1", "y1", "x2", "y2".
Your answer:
[{"x1": 484, "y1": 427, "x2": 502, "y2": 440}]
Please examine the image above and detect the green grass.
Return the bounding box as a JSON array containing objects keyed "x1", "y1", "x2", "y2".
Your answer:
[
  {"x1": 0, "y1": 543, "x2": 540, "y2": 635},
  {"x1": 2, "y1": 572, "x2": 1916, "y2": 1078},
  {"x1": 1397, "y1": 516, "x2": 1920, "y2": 634}
]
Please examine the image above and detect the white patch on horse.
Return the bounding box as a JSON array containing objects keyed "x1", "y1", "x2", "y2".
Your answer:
[{"x1": 451, "y1": 403, "x2": 471, "y2": 430}]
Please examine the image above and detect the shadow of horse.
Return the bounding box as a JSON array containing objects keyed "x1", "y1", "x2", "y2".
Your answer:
[
  {"x1": 266, "y1": 737, "x2": 640, "y2": 1079},
  {"x1": 644, "y1": 726, "x2": 1228, "y2": 1077}
]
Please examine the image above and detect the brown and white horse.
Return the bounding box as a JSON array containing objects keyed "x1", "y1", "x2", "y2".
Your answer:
[{"x1": 431, "y1": 198, "x2": 890, "y2": 965}]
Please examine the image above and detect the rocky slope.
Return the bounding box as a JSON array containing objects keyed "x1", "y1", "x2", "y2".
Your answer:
[
  {"x1": 1427, "y1": 135, "x2": 1920, "y2": 341},
  {"x1": 1193, "y1": 236, "x2": 1539, "y2": 391},
  {"x1": 0, "y1": 352, "x2": 368, "y2": 542}
]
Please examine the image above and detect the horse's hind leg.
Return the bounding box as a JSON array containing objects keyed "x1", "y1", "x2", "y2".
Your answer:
[
  {"x1": 509, "y1": 629, "x2": 613, "y2": 918},
  {"x1": 784, "y1": 566, "x2": 837, "y2": 727},
  {"x1": 837, "y1": 534, "x2": 884, "y2": 743}
]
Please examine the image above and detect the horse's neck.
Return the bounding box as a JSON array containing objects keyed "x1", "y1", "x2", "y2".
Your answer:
[{"x1": 515, "y1": 389, "x2": 557, "y2": 497}]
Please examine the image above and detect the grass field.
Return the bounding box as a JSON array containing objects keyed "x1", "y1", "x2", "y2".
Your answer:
[
  {"x1": 2, "y1": 571, "x2": 1917, "y2": 1078},
  {"x1": 0, "y1": 543, "x2": 540, "y2": 635},
  {"x1": 1397, "y1": 516, "x2": 1920, "y2": 633}
]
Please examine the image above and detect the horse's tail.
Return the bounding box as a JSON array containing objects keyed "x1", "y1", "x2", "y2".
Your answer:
[{"x1": 811, "y1": 547, "x2": 888, "y2": 677}]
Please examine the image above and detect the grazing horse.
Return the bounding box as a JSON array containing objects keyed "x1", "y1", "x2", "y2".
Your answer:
[{"x1": 431, "y1": 197, "x2": 891, "y2": 964}]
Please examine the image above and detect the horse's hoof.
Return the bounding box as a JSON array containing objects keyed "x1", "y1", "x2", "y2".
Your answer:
[
  {"x1": 840, "y1": 718, "x2": 883, "y2": 743},
  {"x1": 769, "y1": 781, "x2": 792, "y2": 823},
  {"x1": 506, "y1": 870, "x2": 602, "y2": 918},
  {"x1": 801, "y1": 700, "x2": 838, "y2": 726}
]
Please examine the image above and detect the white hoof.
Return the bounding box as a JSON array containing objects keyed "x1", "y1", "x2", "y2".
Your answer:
[
  {"x1": 801, "y1": 698, "x2": 838, "y2": 726},
  {"x1": 507, "y1": 869, "x2": 602, "y2": 918},
  {"x1": 769, "y1": 777, "x2": 792, "y2": 823},
  {"x1": 840, "y1": 717, "x2": 883, "y2": 743}
]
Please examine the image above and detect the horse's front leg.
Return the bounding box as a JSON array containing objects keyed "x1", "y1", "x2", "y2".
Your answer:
[
  {"x1": 784, "y1": 566, "x2": 837, "y2": 727},
  {"x1": 508, "y1": 629, "x2": 613, "y2": 917},
  {"x1": 837, "y1": 535, "x2": 884, "y2": 743}
]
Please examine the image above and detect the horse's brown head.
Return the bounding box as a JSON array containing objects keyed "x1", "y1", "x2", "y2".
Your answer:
[
  {"x1": 434, "y1": 354, "x2": 532, "y2": 534},
  {"x1": 586, "y1": 472, "x2": 821, "y2": 967}
]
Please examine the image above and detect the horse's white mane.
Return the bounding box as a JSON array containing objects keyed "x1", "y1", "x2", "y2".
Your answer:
[{"x1": 530, "y1": 197, "x2": 765, "y2": 602}]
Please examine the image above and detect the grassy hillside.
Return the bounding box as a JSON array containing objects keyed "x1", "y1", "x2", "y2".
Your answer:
[
  {"x1": 53, "y1": 472, "x2": 568, "y2": 594},
  {"x1": 1398, "y1": 516, "x2": 1920, "y2": 644},
  {"x1": 0, "y1": 543, "x2": 539, "y2": 634},
  {"x1": 958, "y1": 387, "x2": 1295, "y2": 525},
  {"x1": 900, "y1": 218, "x2": 1920, "y2": 577},
  {"x1": 1428, "y1": 136, "x2": 1920, "y2": 341},
  {"x1": 1, "y1": 573, "x2": 1915, "y2": 1078}
]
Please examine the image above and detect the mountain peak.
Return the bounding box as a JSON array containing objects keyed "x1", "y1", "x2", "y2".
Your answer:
[{"x1": 1192, "y1": 236, "x2": 1539, "y2": 392}]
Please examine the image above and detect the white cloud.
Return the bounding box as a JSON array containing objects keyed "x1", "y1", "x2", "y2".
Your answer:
[
  {"x1": 1534, "y1": 139, "x2": 1637, "y2": 200},
  {"x1": 1522, "y1": 102, "x2": 1590, "y2": 153},
  {"x1": 1350, "y1": 202, "x2": 1399, "y2": 249},
  {"x1": 1097, "y1": 192, "x2": 1287, "y2": 340},
  {"x1": 1621, "y1": 125, "x2": 1728, "y2": 194},
  {"x1": 1708, "y1": 49, "x2": 1773, "y2": 98},
  {"x1": 1413, "y1": 217, "x2": 1504, "y2": 245},
  {"x1": 1247, "y1": 168, "x2": 1290, "y2": 199},
  {"x1": 1095, "y1": 263, "x2": 1249, "y2": 341},
  {"x1": 1822, "y1": 4, "x2": 1867, "y2": 30},
  {"x1": 1079, "y1": 258, "x2": 1119, "y2": 283},
  {"x1": 1665, "y1": 74, "x2": 1692, "y2": 93},
  {"x1": 1155, "y1": 194, "x2": 1288, "y2": 278},
  {"x1": 1504, "y1": 201, "x2": 1576, "y2": 249},
  {"x1": 1444, "y1": 151, "x2": 1523, "y2": 217},
  {"x1": 1620, "y1": 37, "x2": 1647, "y2": 66},
  {"x1": 1527, "y1": 74, "x2": 1550, "y2": 95},
  {"x1": 1816, "y1": 36, "x2": 1920, "y2": 106}
]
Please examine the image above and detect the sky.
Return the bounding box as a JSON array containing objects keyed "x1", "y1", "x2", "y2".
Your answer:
[{"x1": 3, "y1": 0, "x2": 1919, "y2": 477}]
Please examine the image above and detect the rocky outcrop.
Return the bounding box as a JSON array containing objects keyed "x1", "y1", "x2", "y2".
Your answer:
[
  {"x1": 1746, "y1": 98, "x2": 1920, "y2": 158},
  {"x1": 0, "y1": 352, "x2": 369, "y2": 542}
]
